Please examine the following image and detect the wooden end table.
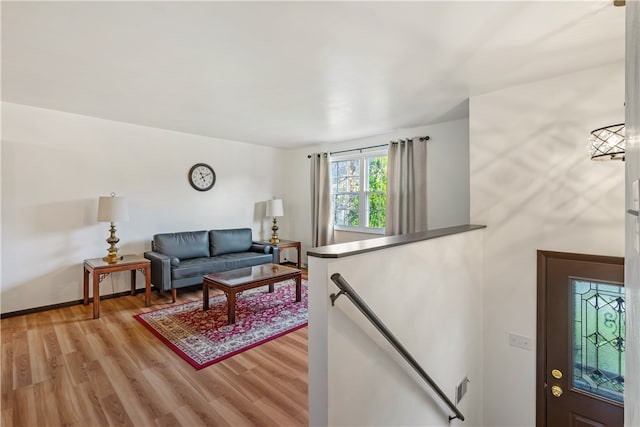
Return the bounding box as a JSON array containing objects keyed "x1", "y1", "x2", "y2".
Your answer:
[
  {"x1": 83, "y1": 255, "x2": 151, "y2": 319},
  {"x1": 257, "y1": 239, "x2": 302, "y2": 268},
  {"x1": 203, "y1": 263, "x2": 301, "y2": 325}
]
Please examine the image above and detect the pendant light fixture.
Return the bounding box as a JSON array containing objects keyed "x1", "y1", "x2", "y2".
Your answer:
[{"x1": 589, "y1": 123, "x2": 625, "y2": 161}]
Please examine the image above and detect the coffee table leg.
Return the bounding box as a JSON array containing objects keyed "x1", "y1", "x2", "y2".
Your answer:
[
  {"x1": 268, "y1": 283, "x2": 274, "y2": 293},
  {"x1": 203, "y1": 282, "x2": 210, "y2": 311},
  {"x1": 295, "y1": 274, "x2": 301, "y2": 302},
  {"x1": 227, "y1": 292, "x2": 236, "y2": 324}
]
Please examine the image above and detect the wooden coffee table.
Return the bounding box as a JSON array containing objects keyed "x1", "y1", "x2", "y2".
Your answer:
[{"x1": 203, "y1": 263, "x2": 302, "y2": 325}]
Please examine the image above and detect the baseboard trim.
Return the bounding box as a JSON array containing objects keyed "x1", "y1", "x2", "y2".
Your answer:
[{"x1": 1, "y1": 287, "x2": 153, "y2": 319}]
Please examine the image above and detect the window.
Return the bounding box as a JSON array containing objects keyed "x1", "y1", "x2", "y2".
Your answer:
[
  {"x1": 572, "y1": 279, "x2": 625, "y2": 403},
  {"x1": 330, "y1": 150, "x2": 387, "y2": 233}
]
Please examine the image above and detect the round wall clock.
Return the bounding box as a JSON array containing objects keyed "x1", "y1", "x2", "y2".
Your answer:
[{"x1": 188, "y1": 163, "x2": 216, "y2": 191}]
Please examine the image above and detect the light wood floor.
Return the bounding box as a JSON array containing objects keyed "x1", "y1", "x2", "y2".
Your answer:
[{"x1": 1, "y1": 285, "x2": 308, "y2": 427}]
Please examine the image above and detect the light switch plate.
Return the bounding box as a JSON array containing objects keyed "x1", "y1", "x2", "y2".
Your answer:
[{"x1": 509, "y1": 333, "x2": 533, "y2": 350}]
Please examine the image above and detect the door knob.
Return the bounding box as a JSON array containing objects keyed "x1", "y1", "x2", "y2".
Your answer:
[
  {"x1": 551, "y1": 385, "x2": 563, "y2": 397},
  {"x1": 551, "y1": 369, "x2": 562, "y2": 379}
]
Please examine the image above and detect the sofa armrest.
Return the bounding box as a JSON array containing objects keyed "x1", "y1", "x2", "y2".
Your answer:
[
  {"x1": 250, "y1": 243, "x2": 270, "y2": 254},
  {"x1": 250, "y1": 242, "x2": 280, "y2": 264},
  {"x1": 144, "y1": 251, "x2": 172, "y2": 291},
  {"x1": 271, "y1": 246, "x2": 280, "y2": 264}
]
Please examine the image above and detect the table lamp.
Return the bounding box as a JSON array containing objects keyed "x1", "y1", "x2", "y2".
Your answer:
[
  {"x1": 97, "y1": 193, "x2": 129, "y2": 263},
  {"x1": 265, "y1": 198, "x2": 284, "y2": 244}
]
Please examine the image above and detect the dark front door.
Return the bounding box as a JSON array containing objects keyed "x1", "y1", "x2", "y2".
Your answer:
[{"x1": 538, "y1": 251, "x2": 624, "y2": 427}]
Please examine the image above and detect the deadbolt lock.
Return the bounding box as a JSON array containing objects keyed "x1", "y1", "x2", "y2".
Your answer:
[
  {"x1": 551, "y1": 369, "x2": 563, "y2": 379},
  {"x1": 551, "y1": 385, "x2": 563, "y2": 397}
]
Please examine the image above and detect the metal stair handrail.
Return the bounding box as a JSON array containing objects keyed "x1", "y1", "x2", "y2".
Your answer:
[{"x1": 329, "y1": 272, "x2": 465, "y2": 422}]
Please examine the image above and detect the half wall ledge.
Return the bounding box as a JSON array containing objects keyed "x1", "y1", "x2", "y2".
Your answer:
[{"x1": 307, "y1": 224, "x2": 486, "y2": 259}]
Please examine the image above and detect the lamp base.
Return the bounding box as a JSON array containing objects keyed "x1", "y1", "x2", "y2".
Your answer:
[
  {"x1": 270, "y1": 217, "x2": 280, "y2": 244},
  {"x1": 103, "y1": 222, "x2": 121, "y2": 264},
  {"x1": 103, "y1": 254, "x2": 122, "y2": 264}
]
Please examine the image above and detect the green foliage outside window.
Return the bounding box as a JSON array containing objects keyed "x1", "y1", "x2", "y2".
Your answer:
[
  {"x1": 334, "y1": 193, "x2": 359, "y2": 227},
  {"x1": 367, "y1": 156, "x2": 387, "y2": 228}
]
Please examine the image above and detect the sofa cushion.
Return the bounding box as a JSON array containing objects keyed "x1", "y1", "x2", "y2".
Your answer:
[
  {"x1": 154, "y1": 230, "x2": 209, "y2": 260},
  {"x1": 209, "y1": 228, "x2": 253, "y2": 256},
  {"x1": 171, "y1": 257, "x2": 224, "y2": 280},
  {"x1": 251, "y1": 243, "x2": 271, "y2": 254},
  {"x1": 171, "y1": 252, "x2": 272, "y2": 280},
  {"x1": 213, "y1": 252, "x2": 273, "y2": 271}
]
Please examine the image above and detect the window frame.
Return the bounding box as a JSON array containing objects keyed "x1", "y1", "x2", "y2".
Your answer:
[{"x1": 330, "y1": 149, "x2": 387, "y2": 234}]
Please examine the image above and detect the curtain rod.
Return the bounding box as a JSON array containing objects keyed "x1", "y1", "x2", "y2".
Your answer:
[{"x1": 307, "y1": 135, "x2": 430, "y2": 158}]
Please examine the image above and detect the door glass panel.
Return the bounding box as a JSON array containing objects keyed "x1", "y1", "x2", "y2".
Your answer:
[{"x1": 572, "y1": 279, "x2": 625, "y2": 403}]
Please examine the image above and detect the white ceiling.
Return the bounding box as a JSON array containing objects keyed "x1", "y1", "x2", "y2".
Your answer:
[{"x1": 1, "y1": 1, "x2": 626, "y2": 148}]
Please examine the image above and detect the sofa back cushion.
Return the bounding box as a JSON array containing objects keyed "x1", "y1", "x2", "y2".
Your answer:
[
  {"x1": 209, "y1": 228, "x2": 253, "y2": 256},
  {"x1": 154, "y1": 230, "x2": 209, "y2": 260}
]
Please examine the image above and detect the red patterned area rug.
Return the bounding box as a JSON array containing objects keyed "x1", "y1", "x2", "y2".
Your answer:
[{"x1": 134, "y1": 279, "x2": 308, "y2": 370}]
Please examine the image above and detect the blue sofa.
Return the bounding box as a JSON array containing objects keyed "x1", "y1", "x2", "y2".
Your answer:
[{"x1": 144, "y1": 228, "x2": 278, "y2": 302}]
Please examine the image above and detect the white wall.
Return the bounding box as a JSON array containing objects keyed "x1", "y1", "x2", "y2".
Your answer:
[
  {"x1": 0, "y1": 103, "x2": 3, "y2": 298},
  {"x1": 1, "y1": 102, "x2": 286, "y2": 314},
  {"x1": 308, "y1": 228, "x2": 484, "y2": 427},
  {"x1": 285, "y1": 118, "x2": 470, "y2": 266},
  {"x1": 470, "y1": 63, "x2": 625, "y2": 427},
  {"x1": 333, "y1": 229, "x2": 380, "y2": 244}
]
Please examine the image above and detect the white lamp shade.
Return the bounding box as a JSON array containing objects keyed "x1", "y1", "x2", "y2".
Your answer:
[
  {"x1": 265, "y1": 199, "x2": 284, "y2": 217},
  {"x1": 97, "y1": 196, "x2": 129, "y2": 222}
]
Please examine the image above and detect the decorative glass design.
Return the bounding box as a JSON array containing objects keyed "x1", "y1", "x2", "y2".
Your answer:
[{"x1": 572, "y1": 279, "x2": 625, "y2": 403}]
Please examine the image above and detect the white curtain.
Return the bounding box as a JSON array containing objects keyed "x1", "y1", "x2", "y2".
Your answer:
[
  {"x1": 310, "y1": 152, "x2": 334, "y2": 247},
  {"x1": 385, "y1": 139, "x2": 428, "y2": 236}
]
